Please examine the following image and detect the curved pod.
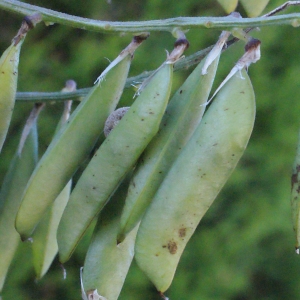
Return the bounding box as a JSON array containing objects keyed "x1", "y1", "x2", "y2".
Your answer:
[
  {"x1": 57, "y1": 62, "x2": 173, "y2": 263},
  {"x1": 118, "y1": 55, "x2": 220, "y2": 242},
  {"x1": 16, "y1": 55, "x2": 132, "y2": 240},
  {"x1": 135, "y1": 70, "x2": 256, "y2": 293}
]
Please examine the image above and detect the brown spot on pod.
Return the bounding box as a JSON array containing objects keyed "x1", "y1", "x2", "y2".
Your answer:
[
  {"x1": 167, "y1": 240, "x2": 177, "y2": 254},
  {"x1": 178, "y1": 227, "x2": 186, "y2": 238}
]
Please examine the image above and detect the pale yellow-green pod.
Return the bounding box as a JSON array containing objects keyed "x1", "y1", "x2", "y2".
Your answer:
[
  {"x1": 240, "y1": 0, "x2": 270, "y2": 17},
  {"x1": 0, "y1": 39, "x2": 24, "y2": 152},
  {"x1": 82, "y1": 174, "x2": 138, "y2": 300},
  {"x1": 291, "y1": 128, "x2": 300, "y2": 253},
  {"x1": 217, "y1": 0, "x2": 238, "y2": 13},
  {"x1": 135, "y1": 70, "x2": 256, "y2": 293},
  {"x1": 0, "y1": 104, "x2": 41, "y2": 292}
]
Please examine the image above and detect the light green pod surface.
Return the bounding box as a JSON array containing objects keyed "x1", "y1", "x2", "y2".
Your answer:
[
  {"x1": 58, "y1": 63, "x2": 173, "y2": 263},
  {"x1": 82, "y1": 174, "x2": 137, "y2": 300},
  {"x1": 118, "y1": 55, "x2": 220, "y2": 242},
  {"x1": 32, "y1": 180, "x2": 71, "y2": 279},
  {"x1": 290, "y1": 129, "x2": 300, "y2": 251},
  {"x1": 0, "y1": 122, "x2": 38, "y2": 292},
  {"x1": 135, "y1": 70, "x2": 255, "y2": 293},
  {"x1": 15, "y1": 56, "x2": 132, "y2": 240},
  {"x1": 0, "y1": 40, "x2": 24, "y2": 153},
  {"x1": 217, "y1": 0, "x2": 238, "y2": 13}
]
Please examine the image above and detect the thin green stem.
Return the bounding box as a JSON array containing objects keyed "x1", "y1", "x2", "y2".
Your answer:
[
  {"x1": 1, "y1": 0, "x2": 300, "y2": 33},
  {"x1": 15, "y1": 46, "x2": 213, "y2": 102}
]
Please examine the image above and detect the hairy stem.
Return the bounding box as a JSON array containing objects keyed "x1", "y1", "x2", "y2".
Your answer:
[{"x1": 1, "y1": 0, "x2": 300, "y2": 33}]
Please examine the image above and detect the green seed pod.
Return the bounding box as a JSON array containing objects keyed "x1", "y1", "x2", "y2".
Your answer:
[
  {"x1": 117, "y1": 53, "x2": 220, "y2": 243},
  {"x1": 217, "y1": 0, "x2": 238, "y2": 14},
  {"x1": 57, "y1": 50, "x2": 181, "y2": 263},
  {"x1": 0, "y1": 104, "x2": 42, "y2": 292},
  {"x1": 32, "y1": 83, "x2": 75, "y2": 279},
  {"x1": 82, "y1": 173, "x2": 137, "y2": 300},
  {"x1": 135, "y1": 69, "x2": 256, "y2": 293},
  {"x1": 291, "y1": 128, "x2": 300, "y2": 253},
  {"x1": 0, "y1": 39, "x2": 24, "y2": 152},
  {"x1": 15, "y1": 36, "x2": 146, "y2": 241}
]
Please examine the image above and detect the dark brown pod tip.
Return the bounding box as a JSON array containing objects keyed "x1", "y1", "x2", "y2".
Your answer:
[
  {"x1": 245, "y1": 38, "x2": 261, "y2": 52},
  {"x1": 23, "y1": 13, "x2": 42, "y2": 29},
  {"x1": 133, "y1": 33, "x2": 150, "y2": 44},
  {"x1": 174, "y1": 38, "x2": 190, "y2": 49}
]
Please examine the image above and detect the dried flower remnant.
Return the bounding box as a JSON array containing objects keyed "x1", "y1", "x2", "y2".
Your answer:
[
  {"x1": 206, "y1": 38, "x2": 261, "y2": 104},
  {"x1": 202, "y1": 12, "x2": 242, "y2": 75},
  {"x1": 94, "y1": 33, "x2": 149, "y2": 84}
]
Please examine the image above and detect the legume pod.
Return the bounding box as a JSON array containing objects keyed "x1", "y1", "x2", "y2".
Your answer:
[{"x1": 135, "y1": 69, "x2": 256, "y2": 293}]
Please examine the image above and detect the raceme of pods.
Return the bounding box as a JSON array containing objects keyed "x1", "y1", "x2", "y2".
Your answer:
[
  {"x1": 135, "y1": 69, "x2": 256, "y2": 294},
  {"x1": 291, "y1": 128, "x2": 300, "y2": 254},
  {"x1": 15, "y1": 35, "x2": 147, "y2": 241},
  {"x1": 32, "y1": 92, "x2": 74, "y2": 279},
  {"x1": 117, "y1": 52, "x2": 220, "y2": 243},
  {"x1": 0, "y1": 104, "x2": 42, "y2": 292},
  {"x1": 57, "y1": 39, "x2": 188, "y2": 263},
  {"x1": 82, "y1": 173, "x2": 137, "y2": 300}
]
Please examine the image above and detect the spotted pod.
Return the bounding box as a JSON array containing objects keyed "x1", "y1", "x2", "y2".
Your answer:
[
  {"x1": 15, "y1": 36, "x2": 145, "y2": 240},
  {"x1": 135, "y1": 70, "x2": 256, "y2": 293},
  {"x1": 0, "y1": 39, "x2": 24, "y2": 152},
  {"x1": 0, "y1": 104, "x2": 41, "y2": 292},
  {"x1": 32, "y1": 97, "x2": 74, "y2": 279},
  {"x1": 82, "y1": 173, "x2": 137, "y2": 300},
  {"x1": 57, "y1": 58, "x2": 175, "y2": 263},
  {"x1": 118, "y1": 54, "x2": 220, "y2": 243},
  {"x1": 291, "y1": 128, "x2": 300, "y2": 253}
]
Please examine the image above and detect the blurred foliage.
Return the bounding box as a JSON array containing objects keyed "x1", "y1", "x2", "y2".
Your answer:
[{"x1": 0, "y1": 0, "x2": 300, "y2": 299}]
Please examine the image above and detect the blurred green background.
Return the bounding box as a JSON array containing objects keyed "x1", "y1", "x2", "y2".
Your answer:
[{"x1": 1, "y1": 0, "x2": 300, "y2": 299}]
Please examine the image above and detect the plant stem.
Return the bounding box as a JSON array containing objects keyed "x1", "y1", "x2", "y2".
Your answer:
[{"x1": 1, "y1": 0, "x2": 300, "y2": 33}]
